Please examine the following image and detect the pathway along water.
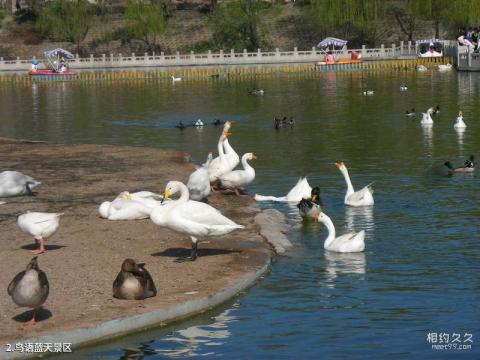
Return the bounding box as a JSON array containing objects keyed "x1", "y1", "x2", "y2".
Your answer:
[{"x1": 0, "y1": 70, "x2": 479, "y2": 359}]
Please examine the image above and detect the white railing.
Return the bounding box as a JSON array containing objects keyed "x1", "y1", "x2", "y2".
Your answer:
[{"x1": 0, "y1": 41, "x2": 454, "y2": 71}]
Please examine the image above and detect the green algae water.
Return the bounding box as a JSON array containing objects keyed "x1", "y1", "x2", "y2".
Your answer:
[{"x1": 1, "y1": 70, "x2": 479, "y2": 359}]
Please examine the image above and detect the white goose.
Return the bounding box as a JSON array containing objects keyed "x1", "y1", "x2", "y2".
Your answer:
[
  {"x1": 187, "y1": 152, "x2": 213, "y2": 201},
  {"x1": 172, "y1": 76, "x2": 182, "y2": 82},
  {"x1": 17, "y1": 212, "x2": 63, "y2": 254},
  {"x1": 454, "y1": 111, "x2": 466, "y2": 129},
  {"x1": 218, "y1": 152, "x2": 256, "y2": 195},
  {"x1": 317, "y1": 212, "x2": 365, "y2": 253},
  {"x1": 99, "y1": 191, "x2": 163, "y2": 220},
  {"x1": 421, "y1": 107, "x2": 434, "y2": 125},
  {"x1": 0, "y1": 171, "x2": 41, "y2": 197},
  {"x1": 208, "y1": 121, "x2": 236, "y2": 183},
  {"x1": 416, "y1": 65, "x2": 427, "y2": 71},
  {"x1": 336, "y1": 162, "x2": 374, "y2": 207},
  {"x1": 150, "y1": 181, "x2": 244, "y2": 262},
  {"x1": 254, "y1": 177, "x2": 312, "y2": 202},
  {"x1": 438, "y1": 63, "x2": 453, "y2": 71},
  {"x1": 221, "y1": 121, "x2": 240, "y2": 171}
]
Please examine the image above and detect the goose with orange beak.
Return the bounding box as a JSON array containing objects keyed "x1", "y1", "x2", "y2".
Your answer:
[
  {"x1": 335, "y1": 162, "x2": 374, "y2": 207},
  {"x1": 218, "y1": 152, "x2": 256, "y2": 196},
  {"x1": 208, "y1": 121, "x2": 236, "y2": 183}
]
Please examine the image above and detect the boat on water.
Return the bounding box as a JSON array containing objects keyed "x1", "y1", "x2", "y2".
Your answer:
[{"x1": 29, "y1": 48, "x2": 77, "y2": 80}]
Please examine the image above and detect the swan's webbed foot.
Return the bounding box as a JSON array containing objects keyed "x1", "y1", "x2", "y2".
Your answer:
[{"x1": 175, "y1": 241, "x2": 198, "y2": 262}]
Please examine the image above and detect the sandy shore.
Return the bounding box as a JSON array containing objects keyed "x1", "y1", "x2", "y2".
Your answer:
[{"x1": 0, "y1": 138, "x2": 271, "y2": 350}]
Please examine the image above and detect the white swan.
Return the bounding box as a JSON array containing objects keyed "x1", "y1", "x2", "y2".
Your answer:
[
  {"x1": 0, "y1": 171, "x2": 41, "y2": 197},
  {"x1": 454, "y1": 111, "x2": 466, "y2": 129},
  {"x1": 218, "y1": 153, "x2": 256, "y2": 195},
  {"x1": 99, "y1": 191, "x2": 164, "y2": 220},
  {"x1": 150, "y1": 181, "x2": 244, "y2": 261},
  {"x1": 17, "y1": 212, "x2": 63, "y2": 254},
  {"x1": 221, "y1": 121, "x2": 240, "y2": 171},
  {"x1": 317, "y1": 212, "x2": 365, "y2": 253},
  {"x1": 187, "y1": 152, "x2": 213, "y2": 201},
  {"x1": 172, "y1": 76, "x2": 182, "y2": 82},
  {"x1": 254, "y1": 177, "x2": 312, "y2": 202},
  {"x1": 438, "y1": 63, "x2": 453, "y2": 71},
  {"x1": 416, "y1": 65, "x2": 427, "y2": 71},
  {"x1": 421, "y1": 107, "x2": 434, "y2": 125},
  {"x1": 336, "y1": 162, "x2": 374, "y2": 207},
  {"x1": 208, "y1": 121, "x2": 237, "y2": 183}
]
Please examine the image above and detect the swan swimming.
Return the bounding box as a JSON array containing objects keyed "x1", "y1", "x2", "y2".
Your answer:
[
  {"x1": 254, "y1": 177, "x2": 312, "y2": 202},
  {"x1": 336, "y1": 162, "x2": 374, "y2": 207},
  {"x1": 453, "y1": 111, "x2": 466, "y2": 129},
  {"x1": 317, "y1": 212, "x2": 365, "y2": 253}
]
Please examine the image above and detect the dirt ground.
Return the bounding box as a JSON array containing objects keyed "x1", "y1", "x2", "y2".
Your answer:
[{"x1": 0, "y1": 138, "x2": 270, "y2": 345}]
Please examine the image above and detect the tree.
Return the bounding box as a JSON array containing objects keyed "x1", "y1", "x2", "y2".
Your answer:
[
  {"x1": 391, "y1": 0, "x2": 425, "y2": 42},
  {"x1": 209, "y1": 0, "x2": 270, "y2": 51},
  {"x1": 123, "y1": 0, "x2": 168, "y2": 52},
  {"x1": 37, "y1": 0, "x2": 93, "y2": 53},
  {"x1": 307, "y1": 0, "x2": 389, "y2": 47}
]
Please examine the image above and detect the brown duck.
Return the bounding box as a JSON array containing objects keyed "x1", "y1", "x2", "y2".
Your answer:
[
  {"x1": 113, "y1": 259, "x2": 156, "y2": 300},
  {"x1": 7, "y1": 256, "x2": 49, "y2": 325}
]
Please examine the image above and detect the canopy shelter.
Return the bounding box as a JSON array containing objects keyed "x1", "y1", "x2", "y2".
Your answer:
[
  {"x1": 43, "y1": 48, "x2": 75, "y2": 72},
  {"x1": 416, "y1": 39, "x2": 443, "y2": 57},
  {"x1": 317, "y1": 37, "x2": 348, "y2": 49}
]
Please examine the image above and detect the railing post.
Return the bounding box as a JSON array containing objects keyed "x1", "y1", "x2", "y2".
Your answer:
[
  {"x1": 243, "y1": 49, "x2": 247, "y2": 58},
  {"x1": 257, "y1": 48, "x2": 261, "y2": 59},
  {"x1": 276, "y1": 48, "x2": 280, "y2": 59},
  {"x1": 90, "y1": 54, "x2": 94, "y2": 64},
  {"x1": 230, "y1": 49, "x2": 234, "y2": 58},
  {"x1": 380, "y1": 44, "x2": 385, "y2": 57},
  {"x1": 102, "y1": 54, "x2": 106, "y2": 64},
  {"x1": 391, "y1": 43, "x2": 395, "y2": 57},
  {"x1": 208, "y1": 50, "x2": 212, "y2": 61},
  {"x1": 110, "y1": 53, "x2": 113, "y2": 63},
  {"x1": 175, "y1": 51, "x2": 180, "y2": 61},
  {"x1": 361, "y1": 45, "x2": 366, "y2": 58},
  {"x1": 131, "y1": 53, "x2": 136, "y2": 64},
  {"x1": 294, "y1": 46, "x2": 298, "y2": 59},
  {"x1": 220, "y1": 49, "x2": 224, "y2": 63},
  {"x1": 160, "y1": 51, "x2": 164, "y2": 62},
  {"x1": 191, "y1": 50, "x2": 195, "y2": 63},
  {"x1": 400, "y1": 41, "x2": 404, "y2": 54},
  {"x1": 408, "y1": 41, "x2": 412, "y2": 54}
]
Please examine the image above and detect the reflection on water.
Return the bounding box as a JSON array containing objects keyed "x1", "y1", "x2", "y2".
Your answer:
[
  {"x1": 324, "y1": 251, "x2": 366, "y2": 288},
  {"x1": 345, "y1": 206, "x2": 375, "y2": 233},
  {"x1": 155, "y1": 306, "x2": 237, "y2": 358},
  {"x1": 455, "y1": 127, "x2": 465, "y2": 152},
  {"x1": 421, "y1": 124, "x2": 433, "y2": 154}
]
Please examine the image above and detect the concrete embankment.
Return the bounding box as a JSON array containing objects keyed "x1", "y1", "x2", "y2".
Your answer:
[
  {"x1": 0, "y1": 56, "x2": 453, "y2": 84},
  {"x1": 0, "y1": 138, "x2": 279, "y2": 359}
]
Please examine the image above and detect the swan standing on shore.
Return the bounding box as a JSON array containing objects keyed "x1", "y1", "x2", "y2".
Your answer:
[
  {"x1": 8, "y1": 256, "x2": 49, "y2": 325},
  {"x1": 254, "y1": 177, "x2": 312, "y2": 202},
  {"x1": 218, "y1": 152, "x2": 256, "y2": 195},
  {"x1": 17, "y1": 212, "x2": 63, "y2": 254},
  {"x1": 187, "y1": 152, "x2": 213, "y2": 201},
  {"x1": 336, "y1": 162, "x2": 374, "y2": 207},
  {"x1": 150, "y1": 181, "x2": 244, "y2": 262},
  {"x1": 317, "y1": 212, "x2": 365, "y2": 253},
  {"x1": 0, "y1": 171, "x2": 41, "y2": 197},
  {"x1": 208, "y1": 121, "x2": 239, "y2": 183},
  {"x1": 454, "y1": 111, "x2": 466, "y2": 129}
]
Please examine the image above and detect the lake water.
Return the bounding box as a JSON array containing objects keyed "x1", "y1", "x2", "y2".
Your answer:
[{"x1": 1, "y1": 70, "x2": 479, "y2": 359}]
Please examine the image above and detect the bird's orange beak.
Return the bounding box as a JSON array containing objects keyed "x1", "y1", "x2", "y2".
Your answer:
[
  {"x1": 223, "y1": 131, "x2": 232, "y2": 137},
  {"x1": 251, "y1": 152, "x2": 257, "y2": 160},
  {"x1": 335, "y1": 162, "x2": 344, "y2": 169}
]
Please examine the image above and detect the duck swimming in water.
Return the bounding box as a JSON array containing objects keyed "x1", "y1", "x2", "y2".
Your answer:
[
  {"x1": 400, "y1": 85, "x2": 408, "y2": 91},
  {"x1": 453, "y1": 111, "x2": 466, "y2": 129},
  {"x1": 113, "y1": 259, "x2": 157, "y2": 300},
  {"x1": 297, "y1": 186, "x2": 323, "y2": 220},
  {"x1": 8, "y1": 256, "x2": 49, "y2": 325},
  {"x1": 176, "y1": 121, "x2": 185, "y2": 130},
  {"x1": 362, "y1": 90, "x2": 374, "y2": 96},
  {"x1": 405, "y1": 108, "x2": 416, "y2": 117},
  {"x1": 195, "y1": 119, "x2": 204, "y2": 128},
  {"x1": 444, "y1": 155, "x2": 475, "y2": 174}
]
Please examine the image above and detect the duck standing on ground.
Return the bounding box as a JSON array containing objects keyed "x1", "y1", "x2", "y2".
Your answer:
[
  {"x1": 317, "y1": 212, "x2": 365, "y2": 253},
  {"x1": 454, "y1": 111, "x2": 467, "y2": 129},
  {"x1": 0, "y1": 171, "x2": 41, "y2": 197},
  {"x1": 113, "y1": 259, "x2": 156, "y2": 300},
  {"x1": 17, "y1": 212, "x2": 63, "y2": 254},
  {"x1": 150, "y1": 181, "x2": 244, "y2": 262},
  {"x1": 297, "y1": 186, "x2": 323, "y2": 220},
  {"x1": 187, "y1": 152, "x2": 213, "y2": 201},
  {"x1": 218, "y1": 152, "x2": 256, "y2": 196},
  {"x1": 336, "y1": 162, "x2": 374, "y2": 207},
  {"x1": 8, "y1": 256, "x2": 49, "y2": 325}
]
